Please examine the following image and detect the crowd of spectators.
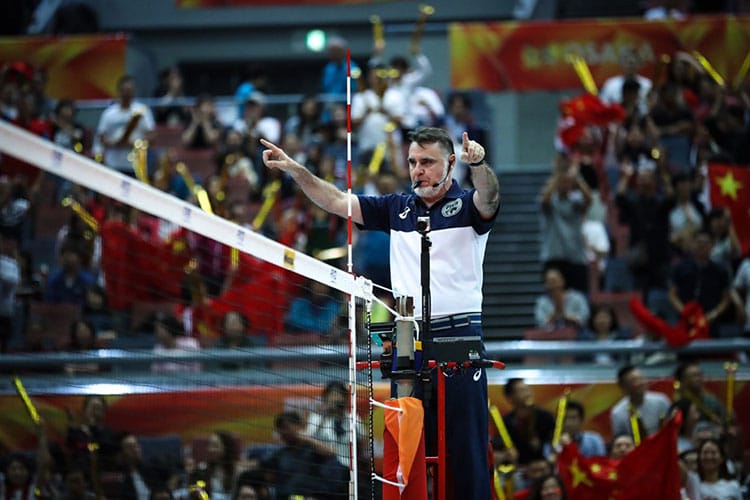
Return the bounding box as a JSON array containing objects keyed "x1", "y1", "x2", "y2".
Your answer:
[
  {"x1": 492, "y1": 364, "x2": 747, "y2": 498},
  {"x1": 534, "y1": 45, "x2": 750, "y2": 361},
  {"x1": 1, "y1": 5, "x2": 749, "y2": 499}
]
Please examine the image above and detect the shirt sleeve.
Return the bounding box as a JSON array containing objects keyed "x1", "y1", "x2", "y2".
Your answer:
[{"x1": 356, "y1": 194, "x2": 398, "y2": 232}]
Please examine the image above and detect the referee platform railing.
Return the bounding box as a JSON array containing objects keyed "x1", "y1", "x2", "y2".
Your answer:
[{"x1": 1, "y1": 338, "x2": 747, "y2": 394}]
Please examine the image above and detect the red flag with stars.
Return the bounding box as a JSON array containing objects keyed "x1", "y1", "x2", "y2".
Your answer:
[
  {"x1": 557, "y1": 442, "x2": 618, "y2": 500},
  {"x1": 558, "y1": 413, "x2": 681, "y2": 499},
  {"x1": 708, "y1": 163, "x2": 750, "y2": 255}
]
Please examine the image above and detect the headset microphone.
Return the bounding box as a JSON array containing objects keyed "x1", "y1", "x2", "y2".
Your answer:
[{"x1": 431, "y1": 163, "x2": 453, "y2": 188}]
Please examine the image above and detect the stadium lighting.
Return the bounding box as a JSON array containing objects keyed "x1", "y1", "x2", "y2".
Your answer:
[{"x1": 306, "y1": 29, "x2": 327, "y2": 52}]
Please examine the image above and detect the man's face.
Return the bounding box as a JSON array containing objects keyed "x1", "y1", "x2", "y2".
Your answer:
[
  {"x1": 621, "y1": 369, "x2": 646, "y2": 399},
  {"x1": 408, "y1": 141, "x2": 453, "y2": 202},
  {"x1": 563, "y1": 409, "x2": 582, "y2": 435},
  {"x1": 682, "y1": 364, "x2": 703, "y2": 393},
  {"x1": 611, "y1": 436, "x2": 635, "y2": 459},
  {"x1": 511, "y1": 381, "x2": 533, "y2": 408},
  {"x1": 118, "y1": 80, "x2": 135, "y2": 101}
]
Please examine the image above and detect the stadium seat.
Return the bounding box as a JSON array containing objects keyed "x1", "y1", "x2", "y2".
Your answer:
[
  {"x1": 27, "y1": 301, "x2": 81, "y2": 349},
  {"x1": 173, "y1": 148, "x2": 217, "y2": 184},
  {"x1": 522, "y1": 326, "x2": 577, "y2": 364},
  {"x1": 150, "y1": 125, "x2": 185, "y2": 149}
]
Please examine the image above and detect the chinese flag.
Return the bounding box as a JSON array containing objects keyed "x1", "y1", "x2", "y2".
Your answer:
[
  {"x1": 557, "y1": 443, "x2": 618, "y2": 500},
  {"x1": 611, "y1": 412, "x2": 681, "y2": 500},
  {"x1": 558, "y1": 414, "x2": 681, "y2": 500},
  {"x1": 708, "y1": 163, "x2": 750, "y2": 255},
  {"x1": 382, "y1": 397, "x2": 428, "y2": 500}
]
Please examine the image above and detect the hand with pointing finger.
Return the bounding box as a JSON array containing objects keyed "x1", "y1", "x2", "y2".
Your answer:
[
  {"x1": 460, "y1": 132, "x2": 485, "y2": 166},
  {"x1": 260, "y1": 138, "x2": 296, "y2": 173}
]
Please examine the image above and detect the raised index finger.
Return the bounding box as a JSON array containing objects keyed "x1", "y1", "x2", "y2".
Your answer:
[
  {"x1": 260, "y1": 138, "x2": 281, "y2": 152},
  {"x1": 462, "y1": 131, "x2": 470, "y2": 150}
]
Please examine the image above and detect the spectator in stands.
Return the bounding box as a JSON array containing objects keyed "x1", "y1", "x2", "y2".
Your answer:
[
  {"x1": 66, "y1": 395, "x2": 118, "y2": 474},
  {"x1": 528, "y1": 474, "x2": 566, "y2": 500},
  {"x1": 668, "y1": 229, "x2": 732, "y2": 337},
  {"x1": 305, "y1": 381, "x2": 365, "y2": 471},
  {"x1": 644, "y1": 0, "x2": 689, "y2": 20},
  {"x1": 0, "y1": 73, "x2": 19, "y2": 121},
  {"x1": 702, "y1": 87, "x2": 750, "y2": 165},
  {"x1": 283, "y1": 94, "x2": 323, "y2": 148},
  {"x1": 706, "y1": 207, "x2": 741, "y2": 282},
  {"x1": 93, "y1": 74, "x2": 155, "y2": 175},
  {"x1": 216, "y1": 128, "x2": 259, "y2": 197},
  {"x1": 386, "y1": 40, "x2": 441, "y2": 134},
  {"x1": 562, "y1": 400, "x2": 607, "y2": 458},
  {"x1": 188, "y1": 431, "x2": 244, "y2": 500},
  {"x1": 508, "y1": 454, "x2": 552, "y2": 497},
  {"x1": 0, "y1": 175, "x2": 31, "y2": 245},
  {"x1": 55, "y1": 209, "x2": 101, "y2": 272},
  {"x1": 734, "y1": 253, "x2": 750, "y2": 336},
  {"x1": 0, "y1": 450, "x2": 54, "y2": 500},
  {"x1": 152, "y1": 149, "x2": 191, "y2": 201},
  {"x1": 648, "y1": 81, "x2": 695, "y2": 172},
  {"x1": 262, "y1": 410, "x2": 346, "y2": 499},
  {"x1": 151, "y1": 312, "x2": 201, "y2": 374},
  {"x1": 113, "y1": 433, "x2": 171, "y2": 500},
  {"x1": 0, "y1": 232, "x2": 20, "y2": 353},
  {"x1": 502, "y1": 378, "x2": 555, "y2": 465},
  {"x1": 181, "y1": 94, "x2": 222, "y2": 150},
  {"x1": 60, "y1": 466, "x2": 95, "y2": 500},
  {"x1": 674, "y1": 360, "x2": 725, "y2": 425},
  {"x1": 581, "y1": 304, "x2": 629, "y2": 365},
  {"x1": 43, "y1": 244, "x2": 94, "y2": 306},
  {"x1": 609, "y1": 434, "x2": 635, "y2": 460},
  {"x1": 693, "y1": 438, "x2": 743, "y2": 499},
  {"x1": 534, "y1": 267, "x2": 590, "y2": 334},
  {"x1": 82, "y1": 284, "x2": 116, "y2": 337},
  {"x1": 64, "y1": 319, "x2": 101, "y2": 374},
  {"x1": 214, "y1": 311, "x2": 262, "y2": 348},
  {"x1": 669, "y1": 398, "x2": 702, "y2": 452},
  {"x1": 51, "y1": 99, "x2": 87, "y2": 153},
  {"x1": 539, "y1": 159, "x2": 592, "y2": 294},
  {"x1": 350, "y1": 63, "x2": 405, "y2": 173},
  {"x1": 320, "y1": 36, "x2": 359, "y2": 101},
  {"x1": 599, "y1": 50, "x2": 653, "y2": 115},
  {"x1": 615, "y1": 162, "x2": 672, "y2": 300},
  {"x1": 153, "y1": 66, "x2": 190, "y2": 126},
  {"x1": 444, "y1": 92, "x2": 488, "y2": 187},
  {"x1": 668, "y1": 172, "x2": 704, "y2": 256},
  {"x1": 610, "y1": 365, "x2": 671, "y2": 439},
  {"x1": 284, "y1": 280, "x2": 341, "y2": 337},
  {"x1": 232, "y1": 91, "x2": 281, "y2": 162}
]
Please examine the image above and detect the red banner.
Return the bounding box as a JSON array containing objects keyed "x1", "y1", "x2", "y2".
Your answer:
[
  {"x1": 1, "y1": 378, "x2": 746, "y2": 460},
  {"x1": 450, "y1": 16, "x2": 750, "y2": 92},
  {"x1": 709, "y1": 163, "x2": 750, "y2": 256},
  {"x1": 0, "y1": 34, "x2": 127, "y2": 99}
]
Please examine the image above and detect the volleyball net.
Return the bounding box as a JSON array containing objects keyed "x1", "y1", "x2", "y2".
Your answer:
[{"x1": 0, "y1": 119, "x2": 392, "y2": 499}]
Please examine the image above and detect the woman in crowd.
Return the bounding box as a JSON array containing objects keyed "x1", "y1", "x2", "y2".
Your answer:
[
  {"x1": 529, "y1": 474, "x2": 566, "y2": 500},
  {"x1": 187, "y1": 431, "x2": 243, "y2": 500},
  {"x1": 694, "y1": 438, "x2": 742, "y2": 499}
]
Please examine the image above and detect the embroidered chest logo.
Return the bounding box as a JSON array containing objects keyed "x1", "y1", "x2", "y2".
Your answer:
[
  {"x1": 441, "y1": 199, "x2": 463, "y2": 218},
  {"x1": 398, "y1": 206, "x2": 411, "y2": 219}
]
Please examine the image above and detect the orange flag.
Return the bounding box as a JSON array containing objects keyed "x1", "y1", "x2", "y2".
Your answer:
[
  {"x1": 382, "y1": 397, "x2": 428, "y2": 500},
  {"x1": 708, "y1": 163, "x2": 750, "y2": 255}
]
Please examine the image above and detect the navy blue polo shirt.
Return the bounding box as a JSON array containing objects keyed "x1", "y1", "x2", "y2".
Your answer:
[{"x1": 357, "y1": 182, "x2": 497, "y2": 319}]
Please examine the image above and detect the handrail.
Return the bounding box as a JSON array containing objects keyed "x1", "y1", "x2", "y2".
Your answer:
[{"x1": 0, "y1": 338, "x2": 746, "y2": 369}]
